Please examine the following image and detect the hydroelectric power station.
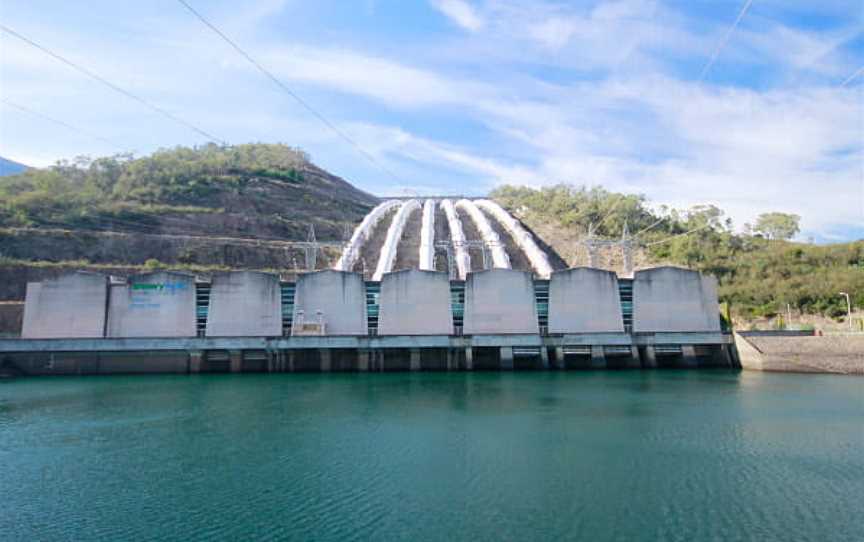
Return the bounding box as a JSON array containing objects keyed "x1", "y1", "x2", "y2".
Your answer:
[{"x1": 0, "y1": 199, "x2": 734, "y2": 375}]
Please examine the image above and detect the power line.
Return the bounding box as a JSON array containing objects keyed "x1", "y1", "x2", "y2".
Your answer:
[
  {"x1": 175, "y1": 0, "x2": 404, "y2": 185},
  {"x1": 840, "y1": 65, "x2": 863, "y2": 87},
  {"x1": 632, "y1": 215, "x2": 666, "y2": 238},
  {"x1": 699, "y1": 0, "x2": 754, "y2": 81},
  {"x1": 0, "y1": 23, "x2": 226, "y2": 144},
  {"x1": 1, "y1": 98, "x2": 128, "y2": 151},
  {"x1": 645, "y1": 223, "x2": 713, "y2": 247}
]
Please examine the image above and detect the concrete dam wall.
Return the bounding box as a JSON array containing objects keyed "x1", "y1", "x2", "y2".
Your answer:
[
  {"x1": 107, "y1": 272, "x2": 197, "y2": 338},
  {"x1": 548, "y1": 267, "x2": 624, "y2": 334},
  {"x1": 21, "y1": 271, "x2": 108, "y2": 339},
  {"x1": 292, "y1": 270, "x2": 367, "y2": 336},
  {"x1": 378, "y1": 269, "x2": 453, "y2": 336},
  {"x1": 206, "y1": 271, "x2": 283, "y2": 337},
  {"x1": 632, "y1": 267, "x2": 721, "y2": 333},
  {"x1": 463, "y1": 269, "x2": 538, "y2": 335},
  {"x1": 3, "y1": 266, "x2": 734, "y2": 375}
]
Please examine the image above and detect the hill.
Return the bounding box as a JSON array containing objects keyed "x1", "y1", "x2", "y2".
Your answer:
[
  {"x1": 0, "y1": 143, "x2": 376, "y2": 269},
  {"x1": 1, "y1": 143, "x2": 376, "y2": 239},
  {"x1": 489, "y1": 185, "x2": 864, "y2": 324},
  {"x1": 0, "y1": 156, "x2": 28, "y2": 177},
  {"x1": 0, "y1": 144, "x2": 378, "y2": 327}
]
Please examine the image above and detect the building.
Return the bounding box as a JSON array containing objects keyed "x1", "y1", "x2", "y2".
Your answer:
[{"x1": 1, "y1": 265, "x2": 733, "y2": 375}]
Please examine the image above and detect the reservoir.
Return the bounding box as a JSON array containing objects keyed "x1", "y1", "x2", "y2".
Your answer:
[{"x1": 2, "y1": 371, "x2": 862, "y2": 541}]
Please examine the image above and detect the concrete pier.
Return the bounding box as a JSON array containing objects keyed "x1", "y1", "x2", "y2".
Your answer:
[
  {"x1": 190, "y1": 350, "x2": 204, "y2": 373},
  {"x1": 320, "y1": 349, "x2": 332, "y2": 372},
  {"x1": 229, "y1": 350, "x2": 242, "y2": 373},
  {"x1": 627, "y1": 346, "x2": 641, "y2": 369},
  {"x1": 500, "y1": 346, "x2": 514, "y2": 370},
  {"x1": 554, "y1": 347, "x2": 565, "y2": 370},
  {"x1": 590, "y1": 345, "x2": 607, "y2": 369},
  {"x1": 681, "y1": 345, "x2": 699, "y2": 368},
  {"x1": 358, "y1": 350, "x2": 370, "y2": 372},
  {"x1": 643, "y1": 346, "x2": 658, "y2": 369}
]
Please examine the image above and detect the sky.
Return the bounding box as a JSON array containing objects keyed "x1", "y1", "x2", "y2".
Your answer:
[{"x1": 0, "y1": 0, "x2": 862, "y2": 242}]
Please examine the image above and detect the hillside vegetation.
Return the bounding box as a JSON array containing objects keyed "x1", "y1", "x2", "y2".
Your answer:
[
  {"x1": 0, "y1": 143, "x2": 376, "y2": 240},
  {"x1": 490, "y1": 185, "x2": 863, "y2": 321}
]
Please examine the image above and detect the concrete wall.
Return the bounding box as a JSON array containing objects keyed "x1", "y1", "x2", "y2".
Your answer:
[
  {"x1": 107, "y1": 272, "x2": 196, "y2": 338},
  {"x1": 292, "y1": 270, "x2": 367, "y2": 336},
  {"x1": 206, "y1": 271, "x2": 282, "y2": 337},
  {"x1": 378, "y1": 269, "x2": 453, "y2": 336},
  {"x1": 21, "y1": 271, "x2": 108, "y2": 338},
  {"x1": 632, "y1": 267, "x2": 721, "y2": 333},
  {"x1": 736, "y1": 333, "x2": 864, "y2": 374},
  {"x1": 463, "y1": 268, "x2": 538, "y2": 335},
  {"x1": 549, "y1": 267, "x2": 624, "y2": 333}
]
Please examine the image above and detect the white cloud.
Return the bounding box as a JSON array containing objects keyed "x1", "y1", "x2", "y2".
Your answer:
[
  {"x1": 430, "y1": 0, "x2": 485, "y2": 32},
  {"x1": 254, "y1": 45, "x2": 497, "y2": 109},
  {"x1": 1, "y1": 0, "x2": 861, "y2": 241},
  {"x1": 527, "y1": 17, "x2": 580, "y2": 50}
]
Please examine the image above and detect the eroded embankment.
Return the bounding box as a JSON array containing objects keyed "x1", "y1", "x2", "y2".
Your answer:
[{"x1": 735, "y1": 333, "x2": 864, "y2": 374}]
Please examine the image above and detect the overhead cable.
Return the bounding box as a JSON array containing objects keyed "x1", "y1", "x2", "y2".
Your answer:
[
  {"x1": 175, "y1": 0, "x2": 404, "y2": 185},
  {"x1": 1, "y1": 98, "x2": 127, "y2": 151},
  {"x1": 632, "y1": 216, "x2": 667, "y2": 238},
  {"x1": 698, "y1": 0, "x2": 754, "y2": 81},
  {"x1": 0, "y1": 23, "x2": 225, "y2": 144},
  {"x1": 645, "y1": 223, "x2": 713, "y2": 247},
  {"x1": 840, "y1": 66, "x2": 863, "y2": 87}
]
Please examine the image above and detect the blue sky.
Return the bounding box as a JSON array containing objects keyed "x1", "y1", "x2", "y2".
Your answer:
[{"x1": 1, "y1": 0, "x2": 862, "y2": 241}]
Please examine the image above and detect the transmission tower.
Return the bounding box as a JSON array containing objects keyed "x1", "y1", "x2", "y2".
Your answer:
[
  {"x1": 621, "y1": 221, "x2": 634, "y2": 276},
  {"x1": 305, "y1": 224, "x2": 317, "y2": 271},
  {"x1": 584, "y1": 224, "x2": 599, "y2": 268}
]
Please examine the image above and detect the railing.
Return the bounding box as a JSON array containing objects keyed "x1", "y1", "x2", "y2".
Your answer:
[{"x1": 563, "y1": 346, "x2": 591, "y2": 355}]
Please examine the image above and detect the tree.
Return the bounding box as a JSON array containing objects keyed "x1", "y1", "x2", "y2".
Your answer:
[
  {"x1": 753, "y1": 212, "x2": 800, "y2": 240},
  {"x1": 686, "y1": 204, "x2": 724, "y2": 229}
]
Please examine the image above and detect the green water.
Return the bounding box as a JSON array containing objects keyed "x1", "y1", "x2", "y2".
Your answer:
[{"x1": 1, "y1": 371, "x2": 862, "y2": 541}]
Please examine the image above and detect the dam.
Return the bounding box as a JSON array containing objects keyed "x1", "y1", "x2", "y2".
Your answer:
[{"x1": 0, "y1": 199, "x2": 734, "y2": 375}]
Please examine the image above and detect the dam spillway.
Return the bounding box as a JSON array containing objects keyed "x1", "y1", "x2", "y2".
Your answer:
[
  {"x1": 1, "y1": 263, "x2": 734, "y2": 375},
  {"x1": 333, "y1": 198, "x2": 569, "y2": 280}
]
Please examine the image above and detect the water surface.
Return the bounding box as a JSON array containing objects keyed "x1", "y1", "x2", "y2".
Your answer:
[{"x1": 2, "y1": 371, "x2": 862, "y2": 541}]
